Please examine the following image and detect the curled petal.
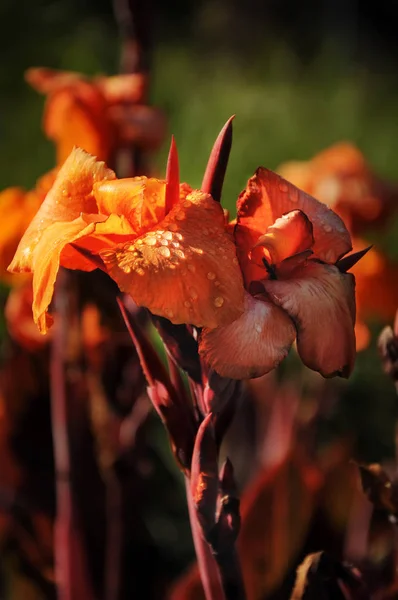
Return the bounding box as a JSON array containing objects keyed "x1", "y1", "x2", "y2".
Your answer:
[
  {"x1": 94, "y1": 177, "x2": 167, "y2": 233},
  {"x1": 263, "y1": 262, "x2": 356, "y2": 377},
  {"x1": 199, "y1": 293, "x2": 295, "y2": 379},
  {"x1": 95, "y1": 73, "x2": 146, "y2": 105},
  {"x1": 9, "y1": 148, "x2": 115, "y2": 273},
  {"x1": 252, "y1": 210, "x2": 313, "y2": 265},
  {"x1": 30, "y1": 217, "x2": 97, "y2": 333},
  {"x1": 100, "y1": 191, "x2": 245, "y2": 329},
  {"x1": 236, "y1": 168, "x2": 352, "y2": 285}
]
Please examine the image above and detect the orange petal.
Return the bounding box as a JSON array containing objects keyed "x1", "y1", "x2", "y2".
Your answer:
[
  {"x1": 95, "y1": 73, "x2": 146, "y2": 105},
  {"x1": 9, "y1": 148, "x2": 115, "y2": 273},
  {"x1": 61, "y1": 213, "x2": 136, "y2": 271},
  {"x1": 263, "y1": 261, "x2": 356, "y2": 377},
  {"x1": 252, "y1": 210, "x2": 314, "y2": 265},
  {"x1": 236, "y1": 168, "x2": 352, "y2": 285},
  {"x1": 100, "y1": 190, "x2": 245, "y2": 328},
  {"x1": 44, "y1": 85, "x2": 114, "y2": 164},
  {"x1": 94, "y1": 176, "x2": 168, "y2": 234},
  {"x1": 25, "y1": 67, "x2": 82, "y2": 94},
  {"x1": 30, "y1": 216, "x2": 98, "y2": 333},
  {"x1": 199, "y1": 293, "x2": 295, "y2": 379}
]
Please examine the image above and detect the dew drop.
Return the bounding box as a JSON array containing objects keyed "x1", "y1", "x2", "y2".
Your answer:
[
  {"x1": 278, "y1": 182, "x2": 289, "y2": 193},
  {"x1": 183, "y1": 200, "x2": 191, "y2": 208},
  {"x1": 172, "y1": 241, "x2": 180, "y2": 248},
  {"x1": 323, "y1": 224, "x2": 332, "y2": 233},
  {"x1": 160, "y1": 239, "x2": 169, "y2": 246},
  {"x1": 214, "y1": 296, "x2": 224, "y2": 307},
  {"x1": 176, "y1": 211, "x2": 185, "y2": 221},
  {"x1": 162, "y1": 231, "x2": 173, "y2": 240},
  {"x1": 123, "y1": 266, "x2": 131, "y2": 274},
  {"x1": 159, "y1": 246, "x2": 171, "y2": 258},
  {"x1": 189, "y1": 288, "x2": 198, "y2": 300},
  {"x1": 254, "y1": 323, "x2": 262, "y2": 333},
  {"x1": 187, "y1": 264, "x2": 195, "y2": 272},
  {"x1": 144, "y1": 236, "x2": 157, "y2": 246},
  {"x1": 165, "y1": 308, "x2": 174, "y2": 318},
  {"x1": 169, "y1": 223, "x2": 178, "y2": 231},
  {"x1": 233, "y1": 257, "x2": 239, "y2": 265},
  {"x1": 184, "y1": 300, "x2": 191, "y2": 308},
  {"x1": 176, "y1": 233, "x2": 183, "y2": 240},
  {"x1": 207, "y1": 272, "x2": 216, "y2": 280},
  {"x1": 174, "y1": 249, "x2": 185, "y2": 259}
]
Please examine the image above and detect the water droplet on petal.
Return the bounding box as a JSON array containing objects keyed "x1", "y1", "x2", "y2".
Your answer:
[
  {"x1": 183, "y1": 200, "x2": 191, "y2": 208},
  {"x1": 187, "y1": 264, "x2": 195, "y2": 272},
  {"x1": 174, "y1": 249, "x2": 185, "y2": 259},
  {"x1": 254, "y1": 323, "x2": 262, "y2": 333},
  {"x1": 323, "y1": 224, "x2": 332, "y2": 233},
  {"x1": 214, "y1": 296, "x2": 224, "y2": 307},
  {"x1": 176, "y1": 233, "x2": 183, "y2": 240},
  {"x1": 233, "y1": 257, "x2": 239, "y2": 265},
  {"x1": 189, "y1": 288, "x2": 198, "y2": 300},
  {"x1": 176, "y1": 211, "x2": 185, "y2": 221},
  {"x1": 144, "y1": 236, "x2": 157, "y2": 246},
  {"x1": 172, "y1": 241, "x2": 180, "y2": 248},
  {"x1": 165, "y1": 308, "x2": 174, "y2": 318},
  {"x1": 279, "y1": 182, "x2": 289, "y2": 193},
  {"x1": 159, "y1": 246, "x2": 171, "y2": 258},
  {"x1": 160, "y1": 239, "x2": 169, "y2": 246},
  {"x1": 207, "y1": 272, "x2": 216, "y2": 280},
  {"x1": 169, "y1": 223, "x2": 178, "y2": 231},
  {"x1": 162, "y1": 231, "x2": 173, "y2": 240},
  {"x1": 184, "y1": 300, "x2": 191, "y2": 308}
]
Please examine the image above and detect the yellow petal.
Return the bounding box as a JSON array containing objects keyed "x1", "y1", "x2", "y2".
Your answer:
[{"x1": 9, "y1": 148, "x2": 115, "y2": 273}]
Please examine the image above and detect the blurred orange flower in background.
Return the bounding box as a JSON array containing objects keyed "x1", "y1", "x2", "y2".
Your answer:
[
  {"x1": 26, "y1": 67, "x2": 166, "y2": 165},
  {"x1": 278, "y1": 143, "x2": 398, "y2": 350}
]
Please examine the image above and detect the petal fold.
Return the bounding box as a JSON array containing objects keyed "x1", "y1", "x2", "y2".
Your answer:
[
  {"x1": 100, "y1": 190, "x2": 245, "y2": 329},
  {"x1": 263, "y1": 261, "x2": 356, "y2": 377},
  {"x1": 253, "y1": 210, "x2": 313, "y2": 265},
  {"x1": 8, "y1": 148, "x2": 115, "y2": 273},
  {"x1": 236, "y1": 168, "x2": 352, "y2": 285},
  {"x1": 199, "y1": 293, "x2": 295, "y2": 379}
]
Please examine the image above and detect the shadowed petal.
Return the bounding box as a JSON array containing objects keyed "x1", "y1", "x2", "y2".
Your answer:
[
  {"x1": 236, "y1": 168, "x2": 352, "y2": 285},
  {"x1": 199, "y1": 293, "x2": 295, "y2": 379},
  {"x1": 252, "y1": 210, "x2": 313, "y2": 265},
  {"x1": 9, "y1": 148, "x2": 115, "y2": 273},
  {"x1": 263, "y1": 261, "x2": 356, "y2": 377},
  {"x1": 100, "y1": 190, "x2": 245, "y2": 329}
]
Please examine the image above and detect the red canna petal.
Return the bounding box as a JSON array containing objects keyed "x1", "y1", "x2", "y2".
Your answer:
[
  {"x1": 100, "y1": 190, "x2": 245, "y2": 329},
  {"x1": 165, "y1": 136, "x2": 181, "y2": 213},
  {"x1": 199, "y1": 293, "x2": 295, "y2": 379},
  {"x1": 263, "y1": 261, "x2": 356, "y2": 377},
  {"x1": 236, "y1": 168, "x2": 352, "y2": 286},
  {"x1": 252, "y1": 209, "x2": 314, "y2": 265},
  {"x1": 8, "y1": 148, "x2": 115, "y2": 274}
]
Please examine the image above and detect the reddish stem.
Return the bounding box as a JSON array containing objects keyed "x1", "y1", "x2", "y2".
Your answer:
[
  {"x1": 50, "y1": 270, "x2": 95, "y2": 600},
  {"x1": 185, "y1": 477, "x2": 225, "y2": 600}
]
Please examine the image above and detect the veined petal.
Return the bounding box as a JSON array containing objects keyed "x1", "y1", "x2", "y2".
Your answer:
[
  {"x1": 8, "y1": 148, "x2": 115, "y2": 273},
  {"x1": 100, "y1": 190, "x2": 245, "y2": 329},
  {"x1": 263, "y1": 261, "x2": 356, "y2": 377},
  {"x1": 236, "y1": 168, "x2": 352, "y2": 285},
  {"x1": 199, "y1": 293, "x2": 295, "y2": 379},
  {"x1": 253, "y1": 210, "x2": 313, "y2": 265},
  {"x1": 30, "y1": 217, "x2": 97, "y2": 333}
]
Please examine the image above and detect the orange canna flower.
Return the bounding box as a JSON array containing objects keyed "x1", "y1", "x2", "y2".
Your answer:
[
  {"x1": 277, "y1": 142, "x2": 398, "y2": 235},
  {"x1": 277, "y1": 143, "x2": 398, "y2": 351},
  {"x1": 0, "y1": 170, "x2": 56, "y2": 284},
  {"x1": 8, "y1": 146, "x2": 245, "y2": 335},
  {"x1": 26, "y1": 67, "x2": 166, "y2": 165},
  {"x1": 199, "y1": 168, "x2": 358, "y2": 379}
]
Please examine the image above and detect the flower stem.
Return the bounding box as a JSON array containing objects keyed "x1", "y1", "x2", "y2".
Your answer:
[{"x1": 185, "y1": 477, "x2": 225, "y2": 600}]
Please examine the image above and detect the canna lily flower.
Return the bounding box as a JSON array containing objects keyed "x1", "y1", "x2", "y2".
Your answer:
[
  {"x1": 199, "y1": 168, "x2": 359, "y2": 379},
  {"x1": 8, "y1": 145, "x2": 245, "y2": 334},
  {"x1": 278, "y1": 144, "x2": 398, "y2": 351},
  {"x1": 26, "y1": 67, "x2": 166, "y2": 165}
]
